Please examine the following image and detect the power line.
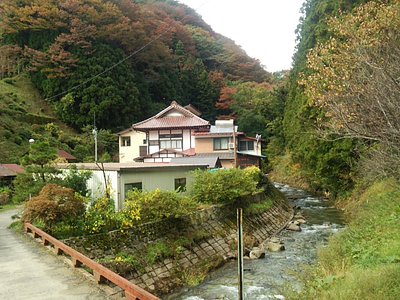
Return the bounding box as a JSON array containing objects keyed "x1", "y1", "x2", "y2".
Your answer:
[{"x1": 45, "y1": 0, "x2": 209, "y2": 101}]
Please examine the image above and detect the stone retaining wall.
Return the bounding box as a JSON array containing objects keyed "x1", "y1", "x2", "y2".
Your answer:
[{"x1": 65, "y1": 195, "x2": 293, "y2": 296}]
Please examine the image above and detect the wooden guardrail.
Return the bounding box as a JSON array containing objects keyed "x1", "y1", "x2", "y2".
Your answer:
[{"x1": 24, "y1": 223, "x2": 159, "y2": 300}]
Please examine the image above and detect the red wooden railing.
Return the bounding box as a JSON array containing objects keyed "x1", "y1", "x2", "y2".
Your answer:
[{"x1": 24, "y1": 223, "x2": 159, "y2": 300}]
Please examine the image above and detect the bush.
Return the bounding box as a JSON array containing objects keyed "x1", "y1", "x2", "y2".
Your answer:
[
  {"x1": 22, "y1": 184, "x2": 86, "y2": 230},
  {"x1": 0, "y1": 187, "x2": 11, "y2": 205},
  {"x1": 189, "y1": 167, "x2": 262, "y2": 204},
  {"x1": 12, "y1": 172, "x2": 45, "y2": 203},
  {"x1": 59, "y1": 165, "x2": 92, "y2": 196},
  {"x1": 124, "y1": 189, "x2": 199, "y2": 223},
  {"x1": 84, "y1": 196, "x2": 119, "y2": 234}
]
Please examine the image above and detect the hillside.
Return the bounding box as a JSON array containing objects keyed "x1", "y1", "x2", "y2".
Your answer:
[
  {"x1": 0, "y1": 0, "x2": 271, "y2": 134},
  {"x1": 0, "y1": 74, "x2": 78, "y2": 163}
]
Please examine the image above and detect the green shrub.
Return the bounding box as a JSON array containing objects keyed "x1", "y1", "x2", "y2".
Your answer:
[
  {"x1": 189, "y1": 167, "x2": 262, "y2": 204},
  {"x1": 22, "y1": 184, "x2": 86, "y2": 230},
  {"x1": 145, "y1": 241, "x2": 173, "y2": 265},
  {"x1": 11, "y1": 172, "x2": 45, "y2": 203},
  {"x1": 124, "y1": 189, "x2": 199, "y2": 223},
  {"x1": 0, "y1": 187, "x2": 11, "y2": 205},
  {"x1": 59, "y1": 165, "x2": 92, "y2": 196},
  {"x1": 84, "y1": 196, "x2": 118, "y2": 234}
]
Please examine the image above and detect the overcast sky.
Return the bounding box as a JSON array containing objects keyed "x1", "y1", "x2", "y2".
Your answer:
[{"x1": 178, "y1": 0, "x2": 305, "y2": 72}]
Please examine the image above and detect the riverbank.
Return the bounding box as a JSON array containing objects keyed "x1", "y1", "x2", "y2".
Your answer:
[
  {"x1": 171, "y1": 183, "x2": 344, "y2": 299},
  {"x1": 288, "y1": 179, "x2": 400, "y2": 299}
]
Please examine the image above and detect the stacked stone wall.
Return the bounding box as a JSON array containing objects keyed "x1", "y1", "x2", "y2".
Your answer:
[{"x1": 65, "y1": 195, "x2": 293, "y2": 295}]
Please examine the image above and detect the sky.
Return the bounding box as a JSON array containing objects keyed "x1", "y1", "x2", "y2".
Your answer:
[{"x1": 178, "y1": 0, "x2": 305, "y2": 72}]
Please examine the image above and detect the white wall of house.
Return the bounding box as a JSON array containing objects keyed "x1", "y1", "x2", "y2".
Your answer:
[
  {"x1": 86, "y1": 169, "x2": 120, "y2": 211},
  {"x1": 119, "y1": 130, "x2": 146, "y2": 163}
]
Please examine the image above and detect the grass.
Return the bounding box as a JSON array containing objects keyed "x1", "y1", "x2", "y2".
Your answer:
[{"x1": 287, "y1": 179, "x2": 400, "y2": 300}]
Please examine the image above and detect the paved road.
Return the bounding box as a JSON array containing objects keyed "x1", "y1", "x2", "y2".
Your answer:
[{"x1": 0, "y1": 208, "x2": 108, "y2": 300}]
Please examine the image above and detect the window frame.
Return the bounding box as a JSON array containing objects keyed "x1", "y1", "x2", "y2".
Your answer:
[
  {"x1": 121, "y1": 136, "x2": 131, "y2": 147},
  {"x1": 213, "y1": 137, "x2": 229, "y2": 150},
  {"x1": 124, "y1": 182, "x2": 142, "y2": 195},
  {"x1": 174, "y1": 177, "x2": 186, "y2": 192}
]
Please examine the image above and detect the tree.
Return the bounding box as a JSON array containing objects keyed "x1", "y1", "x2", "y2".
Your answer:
[
  {"x1": 304, "y1": 0, "x2": 400, "y2": 179},
  {"x1": 21, "y1": 140, "x2": 58, "y2": 182}
]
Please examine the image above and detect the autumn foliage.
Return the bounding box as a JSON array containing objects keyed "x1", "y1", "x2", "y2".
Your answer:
[{"x1": 22, "y1": 184, "x2": 85, "y2": 228}]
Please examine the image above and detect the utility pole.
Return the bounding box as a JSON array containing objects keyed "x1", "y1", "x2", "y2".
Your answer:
[
  {"x1": 232, "y1": 119, "x2": 237, "y2": 168},
  {"x1": 237, "y1": 208, "x2": 244, "y2": 299},
  {"x1": 93, "y1": 112, "x2": 98, "y2": 163}
]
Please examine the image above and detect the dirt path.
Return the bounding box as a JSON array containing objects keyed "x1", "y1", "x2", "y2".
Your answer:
[{"x1": 0, "y1": 208, "x2": 108, "y2": 300}]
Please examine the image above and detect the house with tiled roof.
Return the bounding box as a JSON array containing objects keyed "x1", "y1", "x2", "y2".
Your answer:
[
  {"x1": 0, "y1": 164, "x2": 24, "y2": 186},
  {"x1": 118, "y1": 101, "x2": 264, "y2": 168},
  {"x1": 118, "y1": 101, "x2": 210, "y2": 163}
]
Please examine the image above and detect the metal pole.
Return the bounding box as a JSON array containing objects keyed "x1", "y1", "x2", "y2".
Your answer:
[
  {"x1": 237, "y1": 208, "x2": 244, "y2": 300},
  {"x1": 233, "y1": 120, "x2": 237, "y2": 168}
]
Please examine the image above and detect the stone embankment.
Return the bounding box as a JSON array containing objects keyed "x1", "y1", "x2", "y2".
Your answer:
[{"x1": 65, "y1": 194, "x2": 293, "y2": 296}]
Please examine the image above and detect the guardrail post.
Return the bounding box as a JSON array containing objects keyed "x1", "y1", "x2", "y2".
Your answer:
[
  {"x1": 93, "y1": 271, "x2": 105, "y2": 284},
  {"x1": 72, "y1": 258, "x2": 82, "y2": 268},
  {"x1": 54, "y1": 246, "x2": 63, "y2": 255}
]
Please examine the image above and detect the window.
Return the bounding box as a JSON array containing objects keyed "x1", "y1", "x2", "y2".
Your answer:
[
  {"x1": 143, "y1": 139, "x2": 147, "y2": 144},
  {"x1": 121, "y1": 136, "x2": 131, "y2": 147},
  {"x1": 175, "y1": 178, "x2": 186, "y2": 192},
  {"x1": 159, "y1": 132, "x2": 183, "y2": 149},
  {"x1": 239, "y1": 141, "x2": 254, "y2": 151},
  {"x1": 149, "y1": 140, "x2": 159, "y2": 146},
  {"x1": 160, "y1": 140, "x2": 182, "y2": 149},
  {"x1": 124, "y1": 182, "x2": 142, "y2": 195},
  {"x1": 214, "y1": 137, "x2": 229, "y2": 150}
]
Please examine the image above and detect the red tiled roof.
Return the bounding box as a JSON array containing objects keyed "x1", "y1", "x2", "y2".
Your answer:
[
  {"x1": 0, "y1": 164, "x2": 24, "y2": 177},
  {"x1": 181, "y1": 148, "x2": 196, "y2": 156},
  {"x1": 133, "y1": 101, "x2": 210, "y2": 130},
  {"x1": 57, "y1": 149, "x2": 76, "y2": 161}
]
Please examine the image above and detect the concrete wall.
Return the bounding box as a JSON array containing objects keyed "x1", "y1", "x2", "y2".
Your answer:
[
  {"x1": 119, "y1": 167, "x2": 197, "y2": 201},
  {"x1": 86, "y1": 169, "x2": 120, "y2": 211}
]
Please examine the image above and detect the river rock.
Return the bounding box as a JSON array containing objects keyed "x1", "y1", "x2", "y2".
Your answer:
[
  {"x1": 287, "y1": 223, "x2": 302, "y2": 231},
  {"x1": 266, "y1": 241, "x2": 285, "y2": 252},
  {"x1": 295, "y1": 218, "x2": 306, "y2": 224},
  {"x1": 249, "y1": 248, "x2": 265, "y2": 259}
]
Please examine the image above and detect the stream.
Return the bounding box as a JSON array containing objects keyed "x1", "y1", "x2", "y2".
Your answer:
[{"x1": 168, "y1": 183, "x2": 345, "y2": 300}]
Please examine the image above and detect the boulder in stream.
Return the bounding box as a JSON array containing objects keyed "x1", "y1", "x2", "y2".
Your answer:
[
  {"x1": 287, "y1": 222, "x2": 302, "y2": 231},
  {"x1": 249, "y1": 247, "x2": 266, "y2": 259}
]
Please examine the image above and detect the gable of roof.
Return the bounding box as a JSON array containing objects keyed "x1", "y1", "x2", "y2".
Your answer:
[{"x1": 132, "y1": 101, "x2": 210, "y2": 130}]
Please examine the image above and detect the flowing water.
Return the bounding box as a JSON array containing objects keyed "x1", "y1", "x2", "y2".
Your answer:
[{"x1": 168, "y1": 184, "x2": 345, "y2": 300}]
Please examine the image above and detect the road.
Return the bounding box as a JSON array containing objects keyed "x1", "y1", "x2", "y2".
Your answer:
[{"x1": 0, "y1": 208, "x2": 108, "y2": 300}]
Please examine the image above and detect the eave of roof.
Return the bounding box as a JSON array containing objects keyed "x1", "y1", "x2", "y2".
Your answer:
[{"x1": 56, "y1": 162, "x2": 208, "y2": 172}]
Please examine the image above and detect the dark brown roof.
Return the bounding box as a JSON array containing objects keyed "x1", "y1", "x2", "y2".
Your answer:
[
  {"x1": 57, "y1": 149, "x2": 76, "y2": 161},
  {"x1": 0, "y1": 164, "x2": 24, "y2": 177},
  {"x1": 184, "y1": 104, "x2": 202, "y2": 116},
  {"x1": 133, "y1": 101, "x2": 210, "y2": 130}
]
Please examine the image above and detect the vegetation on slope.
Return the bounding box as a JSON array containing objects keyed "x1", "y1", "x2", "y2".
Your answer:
[
  {"x1": 289, "y1": 179, "x2": 400, "y2": 299},
  {"x1": 0, "y1": 0, "x2": 270, "y2": 132}
]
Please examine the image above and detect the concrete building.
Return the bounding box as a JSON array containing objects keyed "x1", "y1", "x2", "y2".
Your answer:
[{"x1": 58, "y1": 162, "x2": 208, "y2": 211}]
